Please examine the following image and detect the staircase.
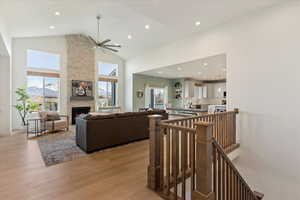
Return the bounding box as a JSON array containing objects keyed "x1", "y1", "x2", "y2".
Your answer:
[{"x1": 147, "y1": 109, "x2": 264, "y2": 200}]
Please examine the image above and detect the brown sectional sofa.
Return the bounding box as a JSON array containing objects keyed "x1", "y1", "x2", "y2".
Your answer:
[{"x1": 76, "y1": 110, "x2": 168, "y2": 153}]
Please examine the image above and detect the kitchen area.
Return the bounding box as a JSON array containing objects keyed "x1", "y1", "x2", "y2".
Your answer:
[
  {"x1": 167, "y1": 78, "x2": 226, "y2": 117},
  {"x1": 133, "y1": 54, "x2": 227, "y2": 118}
]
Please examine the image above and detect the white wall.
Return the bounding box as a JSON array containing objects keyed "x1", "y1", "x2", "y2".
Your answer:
[
  {"x1": 0, "y1": 17, "x2": 12, "y2": 136},
  {"x1": 126, "y1": 1, "x2": 300, "y2": 199},
  {"x1": 0, "y1": 56, "x2": 11, "y2": 136},
  {"x1": 12, "y1": 36, "x2": 68, "y2": 129}
]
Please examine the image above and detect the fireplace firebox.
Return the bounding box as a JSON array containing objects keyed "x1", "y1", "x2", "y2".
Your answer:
[{"x1": 72, "y1": 107, "x2": 91, "y2": 124}]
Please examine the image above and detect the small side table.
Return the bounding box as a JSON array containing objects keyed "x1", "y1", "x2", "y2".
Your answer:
[{"x1": 26, "y1": 118, "x2": 46, "y2": 138}]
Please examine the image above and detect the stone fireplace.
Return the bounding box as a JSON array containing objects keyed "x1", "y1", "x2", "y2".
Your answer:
[{"x1": 66, "y1": 34, "x2": 96, "y2": 123}]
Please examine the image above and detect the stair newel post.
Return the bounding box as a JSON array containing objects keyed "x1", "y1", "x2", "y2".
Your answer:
[
  {"x1": 148, "y1": 115, "x2": 162, "y2": 191},
  {"x1": 192, "y1": 122, "x2": 214, "y2": 200}
]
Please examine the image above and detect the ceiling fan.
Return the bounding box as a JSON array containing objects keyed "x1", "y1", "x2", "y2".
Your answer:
[{"x1": 88, "y1": 16, "x2": 121, "y2": 52}]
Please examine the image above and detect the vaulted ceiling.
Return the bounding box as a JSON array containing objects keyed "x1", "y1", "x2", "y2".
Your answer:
[{"x1": 0, "y1": 0, "x2": 289, "y2": 58}]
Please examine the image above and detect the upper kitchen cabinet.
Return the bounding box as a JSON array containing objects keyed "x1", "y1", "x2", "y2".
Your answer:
[
  {"x1": 194, "y1": 80, "x2": 226, "y2": 99},
  {"x1": 184, "y1": 80, "x2": 195, "y2": 98}
]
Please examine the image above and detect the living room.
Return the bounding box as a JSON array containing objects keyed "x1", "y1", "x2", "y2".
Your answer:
[{"x1": 1, "y1": 0, "x2": 300, "y2": 199}]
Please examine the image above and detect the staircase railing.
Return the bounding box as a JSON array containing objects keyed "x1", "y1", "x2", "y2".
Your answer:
[
  {"x1": 163, "y1": 109, "x2": 239, "y2": 153},
  {"x1": 212, "y1": 137, "x2": 262, "y2": 200},
  {"x1": 148, "y1": 110, "x2": 263, "y2": 200}
]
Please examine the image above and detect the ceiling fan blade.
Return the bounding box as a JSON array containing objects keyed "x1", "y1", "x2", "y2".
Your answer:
[
  {"x1": 103, "y1": 46, "x2": 118, "y2": 52},
  {"x1": 100, "y1": 39, "x2": 111, "y2": 45},
  {"x1": 105, "y1": 44, "x2": 121, "y2": 48},
  {"x1": 88, "y1": 36, "x2": 98, "y2": 45}
]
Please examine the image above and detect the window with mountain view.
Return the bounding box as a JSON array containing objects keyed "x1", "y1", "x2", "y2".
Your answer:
[
  {"x1": 26, "y1": 49, "x2": 61, "y2": 111},
  {"x1": 27, "y1": 76, "x2": 60, "y2": 111}
]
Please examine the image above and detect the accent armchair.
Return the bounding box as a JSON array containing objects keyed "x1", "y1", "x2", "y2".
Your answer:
[{"x1": 39, "y1": 111, "x2": 69, "y2": 133}]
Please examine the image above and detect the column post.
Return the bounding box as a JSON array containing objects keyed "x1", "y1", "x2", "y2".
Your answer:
[
  {"x1": 192, "y1": 121, "x2": 214, "y2": 200},
  {"x1": 147, "y1": 114, "x2": 162, "y2": 191}
]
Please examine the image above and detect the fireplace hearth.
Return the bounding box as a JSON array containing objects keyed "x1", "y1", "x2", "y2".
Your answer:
[{"x1": 72, "y1": 107, "x2": 91, "y2": 124}]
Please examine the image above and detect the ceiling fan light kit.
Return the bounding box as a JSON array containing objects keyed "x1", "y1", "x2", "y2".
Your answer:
[{"x1": 88, "y1": 15, "x2": 121, "y2": 52}]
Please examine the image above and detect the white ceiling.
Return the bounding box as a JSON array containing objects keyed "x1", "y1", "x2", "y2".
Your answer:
[
  {"x1": 0, "y1": 0, "x2": 289, "y2": 58},
  {"x1": 138, "y1": 54, "x2": 226, "y2": 80}
]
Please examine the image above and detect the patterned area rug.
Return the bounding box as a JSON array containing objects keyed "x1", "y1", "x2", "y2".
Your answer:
[{"x1": 37, "y1": 131, "x2": 86, "y2": 166}]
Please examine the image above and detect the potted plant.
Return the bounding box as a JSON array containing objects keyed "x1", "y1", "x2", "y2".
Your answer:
[{"x1": 14, "y1": 88, "x2": 40, "y2": 127}]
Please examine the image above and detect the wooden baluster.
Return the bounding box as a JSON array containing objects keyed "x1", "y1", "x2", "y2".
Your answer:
[
  {"x1": 222, "y1": 156, "x2": 226, "y2": 200},
  {"x1": 190, "y1": 130, "x2": 195, "y2": 191},
  {"x1": 166, "y1": 127, "x2": 171, "y2": 196},
  {"x1": 148, "y1": 115, "x2": 162, "y2": 191},
  {"x1": 213, "y1": 115, "x2": 216, "y2": 140},
  {"x1": 213, "y1": 144, "x2": 217, "y2": 199},
  {"x1": 181, "y1": 130, "x2": 187, "y2": 200},
  {"x1": 225, "y1": 113, "x2": 228, "y2": 149},
  {"x1": 218, "y1": 150, "x2": 221, "y2": 200},
  {"x1": 217, "y1": 114, "x2": 220, "y2": 146},
  {"x1": 219, "y1": 114, "x2": 223, "y2": 148},
  {"x1": 229, "y1": 168, "x2": 233, "y2": 200},
  {"x1": 222, "y1": 114, "x2": 225, "y2": 148},
  {"x1": 159, "y1": 127, "x2": 165, "y2": 191},
  {"x1": 172, "y1": 129, "x2": 179, "y2": 198},
  {"x1": 226, "y1": 161, "x2": 229, "y2": 200}
]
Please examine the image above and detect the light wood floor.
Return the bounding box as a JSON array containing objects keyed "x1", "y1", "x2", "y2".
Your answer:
[{"x1": 0, "y1": 132, "x2": 162, "y2": 200}]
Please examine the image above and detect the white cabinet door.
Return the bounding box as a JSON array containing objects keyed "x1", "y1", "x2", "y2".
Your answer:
[
  {"x1": 203, "y1": 86, "x2": 208, "y2": 98},
  {"x1": 184, "y1": 81, "x2": 194, "y2": 98}
]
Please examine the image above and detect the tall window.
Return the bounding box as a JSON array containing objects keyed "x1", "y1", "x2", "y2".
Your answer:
[
  {"x1": 26, "y1": 49, "x2": 61, "y2": 111},
  {"x1": 97, "y1": 62, "x2": 118, "y2": 109}
]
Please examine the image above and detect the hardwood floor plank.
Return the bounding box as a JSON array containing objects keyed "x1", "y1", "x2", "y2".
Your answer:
[{"x1": 0, "y1": 133, "x2": 162, "y2": 200}]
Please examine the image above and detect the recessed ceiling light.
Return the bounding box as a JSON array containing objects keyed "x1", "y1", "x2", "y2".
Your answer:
[
  {"x1": 128, "y1": 35, "x2": 132, "y2": 39},
  {"x1": 157, "y1": 71, "x2": 163, "y2": 74},
  {"x1": 49, "y1": 25, "x2": 55, "y2": 29},
  {"x1": 195, "y1": 21, "x2": 201, "y2": 26},
  {"x1": 54, "y1": 11, "x2": 61, "y2": 16},
  {"x1": 177, "y1": 67, "x2": 182, "y2": 71},
  {"x1": 145, "y1": 25, "x2": 150, "y2": 30},
  {"x1": 203, "y1": 62, "x2": 208, "y2": 66}
]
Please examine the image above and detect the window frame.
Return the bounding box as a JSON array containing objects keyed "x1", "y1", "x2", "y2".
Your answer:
[
  {"x1": 96, "y1": 62, "x2": 119, "y2": 110},
  {"x1": 25, "y1": 49, "x2": 62, "y2": 112},
  {"x1": 26, "y1": 49, "x2": 61, "y2": 72},
  {"x1": 97, "y1": 62, "x2": 118, "y2": 77}
]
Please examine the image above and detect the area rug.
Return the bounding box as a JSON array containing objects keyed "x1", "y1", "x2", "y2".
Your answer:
[{"x1": 37, "y1": 131, "x2": 86, "y2": 166}]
